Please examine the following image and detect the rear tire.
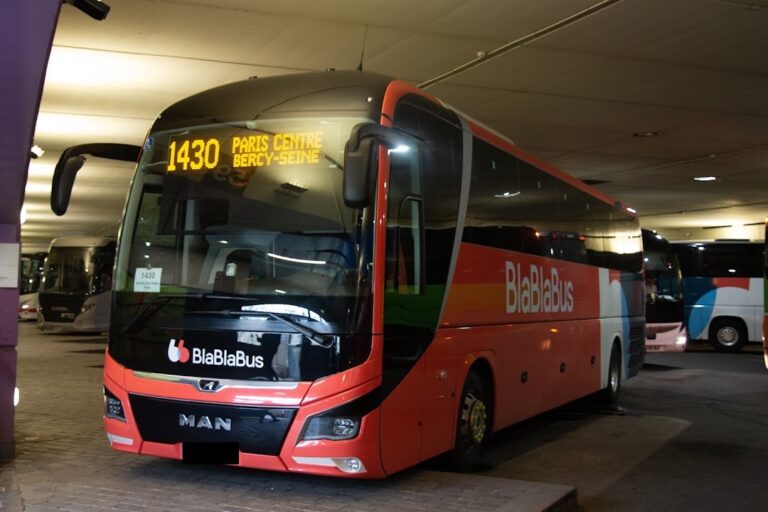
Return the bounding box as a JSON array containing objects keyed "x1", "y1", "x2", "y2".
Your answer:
[
  {"x1": 598, "y1": 343, "x2": 622, "y2": 405},
  {"x1": 450, "y1": 371, "x2": 489, "y2": 472},
  {"x1": 709, "y1": 319, "x2": 746, "y2": 353}
]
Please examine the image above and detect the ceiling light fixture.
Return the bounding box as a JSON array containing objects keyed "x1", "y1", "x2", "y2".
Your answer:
[
  {"x1": 29, "y1": 145, "x2": 44, "y2": 159},
  {"x1": 693, "y1": 176, "x2": 717, "y2": 182}
]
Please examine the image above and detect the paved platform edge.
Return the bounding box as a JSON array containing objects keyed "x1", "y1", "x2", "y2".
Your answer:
[
  {"x1": 0, "y1": 462, "x2": 24, "y2": 512},
  {"x1": 418, "y1": 470, "x2": 578, "y2": 512}
]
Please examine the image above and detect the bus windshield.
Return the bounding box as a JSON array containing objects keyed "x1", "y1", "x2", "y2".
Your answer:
[
  {"x1": 19, "y1": 253, "x2": 45, "y2": 295},
  {"x1": 110, "y1": 115, "x2": 375, "y2": 382},
  {"x1": 642, "y1": 230, "x2": 684, "y2": 334},
  {"x1": 41, "y1": 245, "x2": 113, "y2": 296}
]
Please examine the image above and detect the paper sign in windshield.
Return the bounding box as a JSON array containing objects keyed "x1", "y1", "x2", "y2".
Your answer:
[{"x1": 134, "y1": 267, "x2": 162, "y2": 292}]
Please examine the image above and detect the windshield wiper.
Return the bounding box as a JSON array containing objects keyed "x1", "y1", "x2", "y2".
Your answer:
[
  {"x1": 267, "y1": 313, "x2": 335, "y2": 349},
  {"x1": 121, "y1": 293, "x2": 190, "y2": 336},
  {"x1": 185, "y1": 309, "x2": 334, "y2": 348},
  {"x1": 122, "y1": 293, "x2": 262, "y2": 335}
]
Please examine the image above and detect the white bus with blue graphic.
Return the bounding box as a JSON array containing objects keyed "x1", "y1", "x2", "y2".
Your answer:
[{"x1": 674, "y1": 241, "x2": 764, "y2": 352}]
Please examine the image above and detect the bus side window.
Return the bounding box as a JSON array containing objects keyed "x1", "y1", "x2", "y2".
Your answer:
[
  {"x1": 391, "y1": 197, "x2": 424, "y2": 295},
  {"x1": 385, "y1": 142, "x2": 424, "y2": 295}
]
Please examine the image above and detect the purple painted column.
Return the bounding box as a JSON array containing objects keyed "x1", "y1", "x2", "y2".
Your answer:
[{"x1": 0, "y1": 0, "x2": 62, "y2": 460}]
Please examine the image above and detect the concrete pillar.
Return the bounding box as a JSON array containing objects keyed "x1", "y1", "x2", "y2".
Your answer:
[{"x1": 0, "y1": 0, "x2": 62, "y2": 460}]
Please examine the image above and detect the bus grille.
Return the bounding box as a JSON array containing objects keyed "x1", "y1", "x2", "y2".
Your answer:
[
  {"x1": 129, "y1": 394, "x2": 296, "y2": 456},
  {"x1": 38, "y1": 294, "x2": 84, "y2": 323},
  {"x1": 627, "y1": 323, "x2": 645, "y2": 378}
]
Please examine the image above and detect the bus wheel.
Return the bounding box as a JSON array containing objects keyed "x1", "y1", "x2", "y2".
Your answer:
[
  {"x1": 598, "y1": 343, "x2": 622, "y2": 405},
  {"x1": 709, "y1": 319, "x2": 746, "y2": 353},
  {"x1": 450, "y1": 371, "x2": 489, "y2": 472}
]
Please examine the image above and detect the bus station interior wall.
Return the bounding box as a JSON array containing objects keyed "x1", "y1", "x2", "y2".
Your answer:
[{"x1": 0, "y1": 0, "x2": 63, "y2": 458}]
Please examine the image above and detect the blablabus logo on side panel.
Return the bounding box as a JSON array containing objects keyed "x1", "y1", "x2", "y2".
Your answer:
[
  {"x1": 166, "y1": 338, "x2": 265, "y2": 369},
  {"x1": 505, "y1": 261, "x2": 574, "y2": 314}
]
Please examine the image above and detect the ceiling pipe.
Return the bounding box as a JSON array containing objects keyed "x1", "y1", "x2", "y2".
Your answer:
[{"x1": 418, "y1": 0, "x2": 625, "y2": 89}]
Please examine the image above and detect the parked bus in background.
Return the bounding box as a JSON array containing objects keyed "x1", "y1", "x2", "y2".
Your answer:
[
  {"x1": 764, "y1": 219, "x2": 768, "y2": 368},
  {"x1": 642, "y1": 230, "x2": 686, "y2": 352},
  {"x1": 18, "y1": 252, "x2": 47, "y2": 320},
  {"x1": 38, "y1": 236, "x2": 116, "y2": 333},
  {"x1": 674, "y1": 240, "x2": 764, "y2": 353},
  {"x1": 51, "y1": 71, "x2": 644, "y2": 478}
]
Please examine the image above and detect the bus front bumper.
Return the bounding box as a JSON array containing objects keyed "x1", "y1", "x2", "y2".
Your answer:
[
  {"x1": 102, "y1": 357, "x2": 385, "y2": 478},
  {"x1": 645, "y1": 324, "x2": 687, "y2": 353}
]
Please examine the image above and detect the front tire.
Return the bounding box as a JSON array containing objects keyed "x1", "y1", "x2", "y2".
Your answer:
[
  {"x1": 709, "y1": 319, "x2": 746, "y2": 353},
  {"x1": 450, "y1": 371, "x2": 489, "y2": 472}
]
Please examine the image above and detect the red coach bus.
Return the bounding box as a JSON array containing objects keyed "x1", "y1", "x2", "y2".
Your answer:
[{"x1": 51, "y1": 71, "x2": 644, "y2": 477}]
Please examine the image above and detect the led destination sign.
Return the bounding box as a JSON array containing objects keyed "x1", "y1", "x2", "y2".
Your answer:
[{"x1": 167, "y1": 131, "x2": 324, "y2": 172}]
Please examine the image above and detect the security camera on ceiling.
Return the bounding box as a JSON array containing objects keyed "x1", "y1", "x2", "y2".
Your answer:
[{"x1": 62, "y1": 0, "x2": 111, "y2": 21}]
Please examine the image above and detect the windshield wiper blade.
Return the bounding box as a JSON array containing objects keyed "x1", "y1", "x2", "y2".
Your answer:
[
  {"x1": 121, "y1": 293, "x2": 191, "y2": 336},
  {"x1": 267, "y1": 313, "x2": 334, "y2": 348}
]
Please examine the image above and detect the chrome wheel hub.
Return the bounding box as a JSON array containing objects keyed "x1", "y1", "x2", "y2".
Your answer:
[
  {"x1": 717, "y1": 327, "x2": 738, "y2": 347},
  {"x1": 462, "y1": 392, "x2": 487, "y2": 446},
  {"x1": 610, "y1": 361, "x2": 619, "y2": 392}
]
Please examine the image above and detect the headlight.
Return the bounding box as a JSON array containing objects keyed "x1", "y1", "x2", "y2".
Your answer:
[
  {"x1": 300, "y1": 390, "x2": 379, "y2": 442},
  {"x1": 81, "y1": 303, "x2": 96, "y2": 313},
  {"x1": 302, "y1": 416, "x2": 361, "y2": 441},
  {"x1": 104, "y1": 387, "x2": 126, "y2": 422}
]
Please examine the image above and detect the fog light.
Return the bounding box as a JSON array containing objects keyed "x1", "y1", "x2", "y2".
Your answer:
[
  {"x1": 293, "y1": 456, "x2": 367, "y2": 474},
  {"x1": 303, "y1": 415, "x2": 360, "y2": 441},
  {"x1": 332, "y1": 457, "x2": 365, "y2": 473},
  {"x1": 676, "y1": 335, "x2": 687, "y2": 345},
  {"x1": 107, "y1": 433, "x2": 134, "y2": 446},
  {"x1": 104, "y1": 387, "x2": 126, "y2": 421}
]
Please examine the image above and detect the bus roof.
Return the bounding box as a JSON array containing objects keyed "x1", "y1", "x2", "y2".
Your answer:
[
  {"x1": 153, "y1": 70, "x2": 393, "y2": 132},
  {"x1": 151, "y1": 70, "x2": 635, "y2": 217},
  {"x1": 48, "y1": 236, "x2": 115, "y2": 249}
]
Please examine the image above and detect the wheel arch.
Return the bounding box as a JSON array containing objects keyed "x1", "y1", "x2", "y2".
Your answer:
[{"x1": 708, "y1": 315, "x2": 748, "y2": 338}]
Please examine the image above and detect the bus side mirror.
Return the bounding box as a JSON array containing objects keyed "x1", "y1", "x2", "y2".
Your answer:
[
  {"x1": 50, "y1": 143, "x2": 142, "y2": 216},
  {"x1": 343, "y1": 123, "x2": 416, "y2": 209},
  {"x1": 51, "y1": 155, "x2": 86, "y2": 216},
  {"x1": 343, "y1": 137, "x2": 378, "y2": 209}
]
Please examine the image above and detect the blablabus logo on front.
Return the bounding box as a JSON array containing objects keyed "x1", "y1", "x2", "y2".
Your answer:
[
  {"x1": 505, "y1": 261, "x2": 574, "y2": 314},
  {"x1": 167, "y1": 338, "x2": 265, "y2": 369}
]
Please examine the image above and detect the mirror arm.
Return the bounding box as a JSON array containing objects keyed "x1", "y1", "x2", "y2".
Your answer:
[
  {"x1": 58, "y1": 143, "x2": 142, "y2": 164},
  {"x1": 51, "y1": 143, "x2": 142, "y2": 216},
  {"x1": 343, "y1": 123, "x2": 421, "y2": 209},
  {"x1": 347, "y1": 123, "x2": 419, "y2": 153}
]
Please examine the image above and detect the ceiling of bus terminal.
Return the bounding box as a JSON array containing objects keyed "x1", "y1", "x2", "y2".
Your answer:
[{"x1": 23, "y1": 0, "x2": 768, "y2": 251}]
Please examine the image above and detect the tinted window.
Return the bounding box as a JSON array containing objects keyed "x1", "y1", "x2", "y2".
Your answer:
[
  {"x1": 463, "y1": 139, "x2": 641, "y2": 272},
  {"x1": 675, "y1": 243, "x2": 763, "y2": 277},
  {"x1": 463, "y1": 139, "x2": 525, "y2": 252}
]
